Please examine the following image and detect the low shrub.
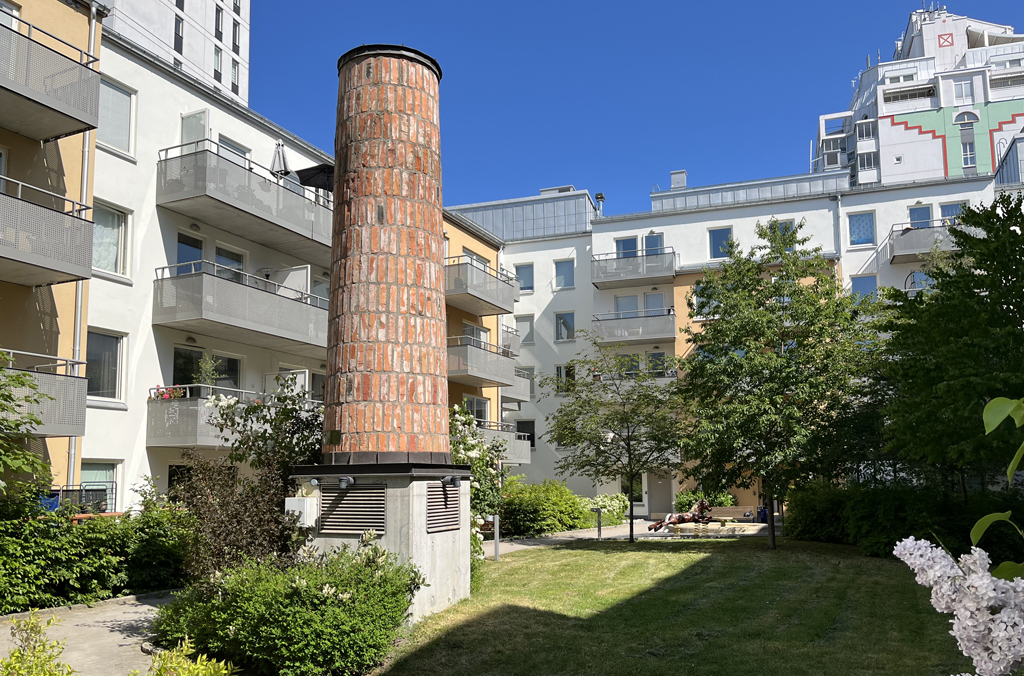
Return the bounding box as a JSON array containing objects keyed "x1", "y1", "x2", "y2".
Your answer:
[
  {"x1": 673, "y1": 489, "x2": 736, "y2": 513},
  {"x1": 131, "y1": 637, "x2": 238, "y2": 676},
  {"x1": 0, "y1": 611, "x2": 74, "y2": 676},
  {"x1": 500, "y1": 477, "x2": 587, "y2": 537},
  {"x1": 152, "y1": 532, "x2": 425, "y2": 676},
  {"x1": 579, "y1": 492, "x2": 629, "y2": 528}
]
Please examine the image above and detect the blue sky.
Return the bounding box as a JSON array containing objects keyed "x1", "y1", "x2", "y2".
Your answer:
[{"x1": 250, "y1": 1, "x2": 1022, "y2": 216}]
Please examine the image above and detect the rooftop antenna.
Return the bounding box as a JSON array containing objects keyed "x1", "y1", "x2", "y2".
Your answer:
[{"x1": 878, "y1": 49, "x2": 881, "y2": 63}]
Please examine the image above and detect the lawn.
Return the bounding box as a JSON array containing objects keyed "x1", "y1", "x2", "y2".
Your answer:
[{"x1": 378, "y1": 538, "x2": 972, "y2": 676}]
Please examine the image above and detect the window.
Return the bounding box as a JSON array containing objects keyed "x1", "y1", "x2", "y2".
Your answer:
[
  {"x1": 894, "y1": 155, "x2": 904, "y2": 165},
  {"x1": 848, "y1": 213, "x2": 875, "y2": 247},
  {"x1": 462, "y1": 321, "x2": 488, "y2": 343},
  {"x1": 214, "y1": 47, "x2": 222, "y2": 82},
  {"x1": 80, "y1": 462, "x2": 116, "y2": 511},
  {"x1": 941, "y1": 203, "x2": 964, "y2": 226},
  {"x1": 175, "y1": 0, "x2": 184, "y2": 8},
  {"x1": 645, "y1": 291, "x2": 665, "y2": 314},
  {"x1": 615, "y1": 237, "x2": 637, "y2": 258},
  {"x1": 521, "y1": 366, "x2": 535, "y2": 398},
  {"x1": 615, "y1": 295, "x2": 639, "y2": 318},
  {"x1": 709, "y1": 227, "x2": 732, "y2": 259},
  {"x1": 887, "y1": 74, "x2": 915, "y2": 84},
  {"x1": 214, "y1": 5, "x2": 223, "y2": 41},
  {"x1": 311, "y1": 372, "x2": 326, "y2": 402},
  {"x1": 515, "y1": 263, "x2": 534, "y2": 292},
  {"x1": 954, "y1": 80, "x2": 974, "y2": 106},
  {"x1": 554, "y1": 312, "x2": 574, "y2": 341},
  {"x1": 173, "y1": 347, "x2": 203, "y2": 389},
  {"x1": 774, "y1": 219, "x2": 795, "y2": 252},
  {"x1": 954, "y1": 111, "x2": 979, "y2": 130},
  {"x1": 463, "y1": 395, "x2": 487, "y2": 422},
  {"x1": 92, "y1": 203, "x2": 128, "y2": 275},
  {"x1": 909, "y1": 205, "x2": 932, "y2": 228},
  {"x1": 994, "y1": 58, "x2": 1023, "y2": 69},
  {"x1": 962, "y1": 142, "x2": 977, "y2": 168},
  {"x1": 554, "y1": 260, "x2": 574, "y2": 288},
  {"x1": 857, "y1": 120, "x2": 878, "y2": 140},
  {"x1": 98, "y1": 79, "x2": 133, "y2": 153},
  {"x1": 218, "y1": 135, "x2": 247, "y2": 167},
  {"x1": 174, "y1": 15, "x2": 183, "y2": 54},
  {"x1": 462, "y1": 247, "x2": 488, "y2": 270},
  {"x1": 233, "y1": 0, "x2": 240, "y2": 14},
  {"x1": 858, "y1": 152, "x2": 879, "y2": 170},
  {"x1": 647, "y1": 352, "x2": 668, "y2": 378},
  {"x1": 232, "y1": 20, "x2": 240, "y2": 54},
  {"x1": 692, "y1": 284, "x2": 719, "y2": 318},
  {"x1": 850, "y1": 275, "x2": 877, "y2": 301},
  {"x1": 555, "y1": 365, "x2": 574, "y2": 393},
  {"x1": 86, "y1": 331, "x2": 122, "y2": 399},
  {"x1": 231, "y1": 60, "x2": 239, "y2": 94},
  {"x1": 908, "y1": 271, "x2": 934, "y2": 294},
  {"x1": 883, "y1": 86, "x2": 935, "y2": 103},
  {"x1": 619, "y1": 353, "x2": 642, "y2": 378},
  {"x1": 175, "y1": 232, "x2": 203, "y2": 274},
  {"x1": 621, "y1": 476, "x2": 642, "y2": 503},
  {"x1": 992, "y1": 74, "x2": 1024, "y2": 90},
  {"x1": 214, "y1": 354, "x2": 241, "y2": 390},
  {"x1": 215, "y1": 246, "x2": 244, "y2": 283},
  {"x1": 516, "y1": 315, "x2": 535, "y2": 344},
  {"x1": 516, "y1": 420, "x2": 536, "y2": 450},
  {"x1": 644, "y1": 233, "x2": 665, "y2": 254}
]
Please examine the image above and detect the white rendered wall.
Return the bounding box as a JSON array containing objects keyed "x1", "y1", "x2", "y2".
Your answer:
[{"x1": 84, "y1": 40, "x2": 330, "y2": 510}]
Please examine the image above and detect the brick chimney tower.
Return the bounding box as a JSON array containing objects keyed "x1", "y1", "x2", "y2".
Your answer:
[{"x1": 324, "y1": 45, "x2": 449, "y2": 465}]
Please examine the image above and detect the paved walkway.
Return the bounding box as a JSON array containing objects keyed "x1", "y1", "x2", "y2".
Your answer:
[
  {"x1": 487, "y1": 518, "x2": 782, "y2": 556},
  {"x1": 0, "y1": 594, "x2": 173, "y2": 675}
]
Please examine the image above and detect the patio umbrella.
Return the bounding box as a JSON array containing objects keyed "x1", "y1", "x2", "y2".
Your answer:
[
  {"x1": 295, "y1": 163, "x2": 334, "y2": 191},
  {"x1": 270, "y1": 140, "x2": 291, "y2": 176}
]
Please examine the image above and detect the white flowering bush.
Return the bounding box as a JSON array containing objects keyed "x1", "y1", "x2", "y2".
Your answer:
[
  {"x1": 449, "y1": 405, "x2": 510, "y2": 561},
  {"x1": 579, "y1": 492, "x2": 629, "y2": 527},
  {"x1": 896, "y1": 396, "x2": 1024, "y2": 676}
]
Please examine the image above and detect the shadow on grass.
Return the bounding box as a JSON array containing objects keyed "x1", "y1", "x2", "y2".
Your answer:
[{"x1": 381, "y1": 539, "x2": 971, "y2": 676}]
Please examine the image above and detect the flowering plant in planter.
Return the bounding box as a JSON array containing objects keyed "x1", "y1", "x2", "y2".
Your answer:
[
  {"x1": 149, "y1": 386, "x2": 186, "y2": 401},
  {"x1": 895, "y1": 396, "x2": 1024, "y2": 676}
]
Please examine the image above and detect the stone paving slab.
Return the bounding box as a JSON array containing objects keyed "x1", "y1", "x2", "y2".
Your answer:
[{"x1": 0, "y1": 594, "x2": 174, "y2": 676}]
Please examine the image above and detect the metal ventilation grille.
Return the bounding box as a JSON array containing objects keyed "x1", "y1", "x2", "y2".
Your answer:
[
  {"x1": 426, "y1": 482, "x2": 460, "y2": 534},
  {"x1": 319, "y1": 484, "x2": 386, "y2": 535}
]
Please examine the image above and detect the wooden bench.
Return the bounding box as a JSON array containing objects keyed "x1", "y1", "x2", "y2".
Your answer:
[{"x1": 707, "y1": 506, "x2": 757, "y2": 523}]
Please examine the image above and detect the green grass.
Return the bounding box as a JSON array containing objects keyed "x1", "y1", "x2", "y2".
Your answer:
[{"x1": 378, "y1": 538, "x2": 971, "y2": 676}]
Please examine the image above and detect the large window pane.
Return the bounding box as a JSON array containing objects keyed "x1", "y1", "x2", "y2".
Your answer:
[
  {"x1": 86, "y1": 331, "x2": 121, "y2": 398},
  {"x1": 848, "y1": 213, "x2": 875, "y2": 246},
  {"x1": 615, "y1": 295, "x2": 638, "y2": 318},
  {"x1": 173, "y1": 347, "x2": 203, "y2": 388},
  {"x1": 92, "y1": 204, "x2": 125, "y2": 274},
  {"x1": 515, "y1": 264, "x2": 534, "y2": 291},
  {"x1": 98, "y1": 80, "x2": 132, "y2": 153},
  {"x1": 710, "y1": 228, "x2": 732, "y2": 259},
  {"x1": 644, "y1": 233, "x2": 664, "y2": 254},
  {"x1": 555, "y1": 312, "x2": 574, "y2": 341},
  {"x1": 940, "y1": 203, "x2": 964, "y2": 225},
  {"x1": 615, "y1": 237, "x2": 637, "y2": 258},
  {"x1": 176, "y1": 233, "x2": 203, "y2": 275},
  {"x1": 215, "y1": 247, "x2": 244, "y2": 283},
  {"x1": 516, "y1": 315, "x2": 535, "y2": 344},
  {"x1": 554, "y1": 260, "x2": 574, "y2": 288},
  {"x1": 214, "y1": 355, "x2": 241, "y2": 390},
  {"x1": 909, "y1": 206, "x2": 932, "y2": 228},
  {"x1": 851, "y1": 275, "x2": 877, "y2": 301},
  {"x1": 516, "y1": 420, "x2": 536, "y2": 449}
]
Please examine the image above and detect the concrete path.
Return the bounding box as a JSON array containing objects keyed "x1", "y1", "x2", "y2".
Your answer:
[
  {"x1": 488, "y1": 519, "x2": 783, "y2": 557},
  {"x1": 0, "y1": 594, "x2": 174, "y2": 675}
]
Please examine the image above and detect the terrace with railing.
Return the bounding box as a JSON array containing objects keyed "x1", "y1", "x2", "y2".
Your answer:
[
  {"x1": 885, "y1": 219, "x2": 960, "y2": 264},
  {"x1": 591, "y1": 247, "x2": 677, "y2": 288},
  {"x1": 444, "y1": 255, "x2": 517, "y2": 315},
  {"x1": 1, "y1": 348, "x2": 86, "y2": 437},
  {"x1": 591, "y1": 307, "x2": 677, "y2": 346},
  {"x1": 446, "y1": 335, "x2": 515, "y2": 388}
]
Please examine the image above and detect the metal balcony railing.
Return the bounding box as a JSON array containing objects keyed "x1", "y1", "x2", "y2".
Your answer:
[
  {"x1": 887, "y1": 220, "x2": 959, "y2": 263},
  {"x1": 591, "y1": 307, "x2": 677, "y2": 345},
  {"x1": 501, "y1": 368, "x2": 531, "y2": 403},
  {"x1": 446, "y1": 335, "x2": 515, "y2": 388},
  {"x1": 146, "y1": 383, "x2": 261, "y2": 448},
  {"x1": 444, "y1": 255, "x2": 517, "y2": 315},
  {"x1": 152, "y1": 261, "x2": 329, "y2": 357},
  {"x1": 43, "y1": 483, "x2": 117, "y2": 513},
  {"x1": 1, "y1": 348, "x2": 87, "y2": 437},
  {"x1": 0, "y1": 9, "x2": 100, "y2": 140},
  {"x1": 0, "y1": 174, "x2": 93, "y2": 285},
  {"x1": 501, "y1": 324, "x2": 521, "y2": 356},
  {"x1": 591, "y1": 248, "x2": 677, "y2": 288},
  {"x1": 156, "y1": 140, "x2": 333, "y2": 261}
]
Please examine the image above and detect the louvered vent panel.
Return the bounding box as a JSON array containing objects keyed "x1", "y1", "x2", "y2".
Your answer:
[
  {"x1": 319, "y1": 484, "x2": 386, "y2": 535},
  {"x1": 426, "y1": 482, "x2": 460, "y2": 534}
]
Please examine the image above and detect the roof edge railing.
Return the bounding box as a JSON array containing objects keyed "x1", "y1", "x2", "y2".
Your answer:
[
  {"x1": 155, "y1": 260, "x2": 329, "y2": 309},
  {"x1": 0, "y1": 8, "x2": 99, "y2": 67}
]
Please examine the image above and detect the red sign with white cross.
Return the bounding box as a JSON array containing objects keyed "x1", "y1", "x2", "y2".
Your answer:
[{"x1": 938, "y1": 33, "x2": 954, "y2": 48}]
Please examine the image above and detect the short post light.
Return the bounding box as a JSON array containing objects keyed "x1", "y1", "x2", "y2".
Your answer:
[
  {"x1": 485, "y1": 513, "x2": 500, "y2": 561},
  {"x1": 590, "y1": 506, "x2": 603, "y2": 540}
]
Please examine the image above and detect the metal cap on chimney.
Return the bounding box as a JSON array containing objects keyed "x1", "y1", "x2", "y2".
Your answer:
[{"x1": 670, "y1": 170, "x2": 688, "y2": 189}]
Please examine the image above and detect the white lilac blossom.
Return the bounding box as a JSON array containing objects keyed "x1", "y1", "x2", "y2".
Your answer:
[{"x1": 894, "y1": 537, "x2": 1024, "y2": 676}]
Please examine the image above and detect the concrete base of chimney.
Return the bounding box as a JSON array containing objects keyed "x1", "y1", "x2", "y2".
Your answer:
[{"x1": 293, "y1": 464, "x2": 472, "y2": 622}]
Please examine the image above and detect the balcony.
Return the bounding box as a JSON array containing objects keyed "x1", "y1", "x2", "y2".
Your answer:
[
  {"x1": 1, "y1": 349, "x2": 86, "y2": 437},
  {"x1": 592, "y1": 308, "x2": 677, "y2": 346},
  {"x1": 0, "y1": 176, "x2": 93, "y2": 286},
  {"x1": 591, "y1": 248, "x2": 676, "y2": 289},
  {"x1": 446, "y1": 336, "x2": 515, "y2": 388},
  {"x1": 501, "y1": 368, "x2": 531, "y2": 404},
  {"x1": 476, "y1": 420, "x2": 530, "y2": 465},
  {"x1": 444, "y1": 256, "x2": 516, "y2": 316},
  {"x1": 156, "y1": 141, "x2": 333, "y2": 267},
  {"x1": 146, "y1": 385, "x2": 258, "y2": 448},
  {"x1": 887, "y1": 221, "x2": 958, "y2": 264},
  {"x1": 152, "y1": 261, "x2": 329, "y2": 359},
  {"x1": 501, "y1": 325, "x2": 520, "y2": 356},
  {"x1": 0, "y1": 12, "x2": 100, "y2": 141}
]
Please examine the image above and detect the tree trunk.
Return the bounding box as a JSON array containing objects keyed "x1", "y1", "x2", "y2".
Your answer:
[
  {"x1": 628, "y1": 476, "x2": 635, "y2": 543},
  {"x1": 765, "y1": 489, "x2": 776, "y2": 550},
  {"x1": 959, "y1": 470, "x2": 969, "y2": 506}
]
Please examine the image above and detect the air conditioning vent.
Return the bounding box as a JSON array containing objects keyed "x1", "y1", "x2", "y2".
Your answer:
[
  {"x1": 320, "y1": 484, "x2": 386, "y2": 535},
  {"x1": 426, "y1": 482, "x2": 460, "y2": 534}
]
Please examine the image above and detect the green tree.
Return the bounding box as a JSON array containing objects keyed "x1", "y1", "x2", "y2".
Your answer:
[
  {"x1": 882, "y1": 193, "x2": 1024, "y2": 494},
  {"x1": 538, "y1": 333, "x2": 684, "y2": 542},
  {"x1": 0, "y1": 354, "x2": 53, "y2": 515},
  {"x1": 678, "y1": 219, "x2": 881, "y2": 548}
]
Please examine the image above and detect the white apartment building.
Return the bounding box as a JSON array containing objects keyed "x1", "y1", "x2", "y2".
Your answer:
[
  {"x1": 82, "y1": 28, "x2": 330, "y2": 510},
  {"x1": 450, "y1": 8, "x2": 1024, "y2": 520},
  {"x1": 103, "y1": 0, "x2": 249, "y2": 103}
]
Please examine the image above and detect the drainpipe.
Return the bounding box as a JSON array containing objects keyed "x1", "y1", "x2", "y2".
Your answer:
[
  {"x1": 68, "y1": 1, "x2": 99, "y2": 486},
  {"x1": 831, "y1": 192, "x2": 842, "y2": 283}
]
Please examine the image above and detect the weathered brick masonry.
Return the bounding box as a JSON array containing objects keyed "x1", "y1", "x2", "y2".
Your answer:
[{"x1": 323, "y1": 45, "x2": 450, "y2": 464}]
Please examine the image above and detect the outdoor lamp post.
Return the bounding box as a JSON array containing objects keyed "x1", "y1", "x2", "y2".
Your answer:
[
  {"x1": 485, "y1": 514, "x2": 499, "y2": 561},
  {"x1": 590, "y1": 507, "x2": 603, "y2": 540}
]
